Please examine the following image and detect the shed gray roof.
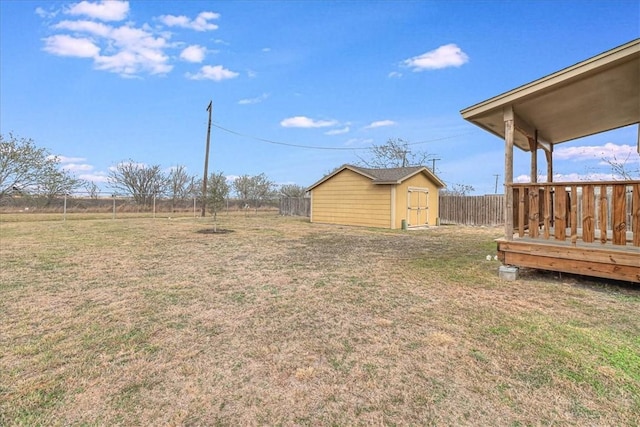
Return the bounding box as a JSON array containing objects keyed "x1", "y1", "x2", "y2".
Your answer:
[
  {"x1": 347, "y1": 165, "x2": 426, "y2": 183},
  {"x1": 307, "y1": 164, "x2": 445, "y2": 191}
]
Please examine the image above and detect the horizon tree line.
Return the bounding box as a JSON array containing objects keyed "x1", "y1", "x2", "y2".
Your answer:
[
  {"x1": 3, "y1": 133, "x2": 535, "y2": 207},
  {"x1": 0, "y1": 133, "x2": 308, "y2": 213}
]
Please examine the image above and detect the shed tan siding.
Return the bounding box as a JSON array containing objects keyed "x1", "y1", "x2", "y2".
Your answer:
[
  {"x1": 311, "y1": 169, "x2": 392, "y2": 228},
  {"x1": 394, "y1": 173, "x2": 440, "y2": 228}
]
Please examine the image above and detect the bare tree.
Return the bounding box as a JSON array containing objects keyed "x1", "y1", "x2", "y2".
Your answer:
[
  {"x1": 442, "y1": 183, "x2": 475, "y2": 196},
  {"x1": 0, "y1": 133, "x2": 65, "y2": 201},
  {"x1": 603, "y1": 152, "x2": 640, "y2": 180},
  {"x1": 186, "y1": 176, "x2": 201, "y2": 199},
  {"x1": 35, "y1": 169, "x2": 83, "y2": 206},
  {"x1": 279, "y1": 184, "x2": 307, "y2": 198},
  {"x1": 167, "y1": 165, "x2": 194, "y2": 211},
  {"x1": 206, "y1": 171, "x2": 230, "y2": 220},
  {"x1": 359, "y1": 138, "x2": 432, "y2": 168},
  {"x1": 233, "y1": 173, "x2": 275, "y2": 212},
  {"x1": 83, "y1": 181, "x2": 100, "y2": 199},
  {"x1": 108, "y1": 160, "x2": 168, "y2": 206},
  {"x1": 248, "y1": 173, "x2": 275, "y2": 211},
  {"x1": 233, "y1": 174, "x2": 252, "y2": 208}
]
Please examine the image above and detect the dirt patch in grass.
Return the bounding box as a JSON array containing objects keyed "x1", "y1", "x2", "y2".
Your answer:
[
  {"x1": 1, "y1": 214, "x2": 638, "y2": 425},
  {"x1": 196, "y1": 228, "x2": 235, "y2": 235}
]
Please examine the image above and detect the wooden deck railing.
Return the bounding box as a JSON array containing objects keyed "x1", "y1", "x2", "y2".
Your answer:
[{"x1": 510, "y1": 181, "x2": 640, "y2": 247}]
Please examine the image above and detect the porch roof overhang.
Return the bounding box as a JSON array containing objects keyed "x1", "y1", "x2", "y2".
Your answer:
[{"x1": 460, "y1": 39, "x2": 640, "y2": 152}]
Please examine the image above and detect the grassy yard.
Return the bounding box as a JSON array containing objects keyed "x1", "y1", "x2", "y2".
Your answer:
[{"x1": 1, "y1": 213, "x2": 639, "y2": 426}]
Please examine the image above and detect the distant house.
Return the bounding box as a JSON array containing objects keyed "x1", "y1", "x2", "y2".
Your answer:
[{"x1": 306, "y1": 164, "x2": 445, "y2": 229}]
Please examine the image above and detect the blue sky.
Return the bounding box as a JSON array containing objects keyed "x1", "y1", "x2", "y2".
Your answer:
[{"x1": 1, "y1": 0, "x2": 638, "y2": 195}]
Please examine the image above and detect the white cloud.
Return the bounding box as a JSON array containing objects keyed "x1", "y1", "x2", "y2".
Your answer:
[
  {"x1": 159, "y1": 15, "x2": 189, "y2": 27},
  {"x1": 180, "y1": 45, "x2": 206, "y2": 63},
  {"x1": 238, "y1": 93, "x2": 269, "y2": 105},
  {"x1": 40, "y1": 5, "x2": 222, "y2": 77},
  {"x1": 62, "y1": 163, "x2": 95, "y2": 172},
  {"x1": 262, "y1": 47, "x2": 271, "y2": 52},
  {"x1": 325, "y1": 126, "x2": 350, "y2": 136},
  {"x1": 554, "y1": 143, "x2": 640, "y2": 164},
  {"x1": 79, "y1": 172, "x2": 109, "y2": 183},
  {"x1": 403, "y1": 43, "x2": 469, "y2": 71},
  {"x1": 35, "y1": 7, "x2": 58, "y2": 19},
  {"x1": 515, "y1": 172, "x2": 625, "y2": 183},
  {"x1": 94, "y1": 47, "x2": 172, "y2": 76},
  {"x1": 66, "y1": 0, "x2": 130, "y2": 22},
  {"x1": 43, "y1": 34, "x2": 100, "y2": 58},
  {"x1": 186, "y1": 65, "x2": 239, "y2": 81},
  {"x1": 280, "y1": 116, "x2": 339, "y2": 128},
  {"x1": 56, "y1": 155, "x2": 87, "y2": 163},
  {"x1": 388, "y1": 71, "x2": 402, "y2": 78},
  {"x1": 54, "y1": 19, "x2": 111, "y2": 37},
  {"x1": 158, "y1": 11, "x2": 220, "y2": 31},
  {"x1": 365, "y1": 120, "x2": 396, "y2": 129},
  {"x1": 45, "y1": 19, "x2": 173, "y2": 76},
  {"x1": 52, "y1": 155, "x2": 102, "y2": 177}
]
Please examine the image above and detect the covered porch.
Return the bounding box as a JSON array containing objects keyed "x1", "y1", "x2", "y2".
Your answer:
[{"x1": 461, "y1": 39, "x2": 640, "y2": 283}]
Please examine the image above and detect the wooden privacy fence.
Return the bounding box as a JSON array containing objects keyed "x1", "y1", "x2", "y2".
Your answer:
[
  {"x1": 439, "y1": 194, "x2": 505, "y2": 226},
  {"x1": 280, "y1": 197, "x2": 310, "y2": 217}
]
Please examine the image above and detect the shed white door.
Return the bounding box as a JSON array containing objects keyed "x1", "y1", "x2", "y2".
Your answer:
[{"x1": 407, "y1": 187, "x2": 429, "y2": 227}]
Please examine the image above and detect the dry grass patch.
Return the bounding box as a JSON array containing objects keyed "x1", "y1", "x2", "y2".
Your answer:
[{"x1": 1, "y1": 213, "x2": 638, "y2": 425}]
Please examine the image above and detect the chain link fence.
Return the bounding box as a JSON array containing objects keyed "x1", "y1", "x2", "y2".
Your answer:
[{"x1": 0, "y1": 192, "x2": 281, "y2": 220}]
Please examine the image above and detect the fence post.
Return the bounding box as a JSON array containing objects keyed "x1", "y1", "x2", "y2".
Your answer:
[
  {"x1": 63, "y1": 193, "x2": 67, "y2": 221},
  {"x1": 193, "y1": 197, "x2": 196, "y2": 217},
  {"x1": 112, "y1": 195, "x2": 116, "y2": 220},
  {"x1": 153, "y1": 194, "x2": 156, "y2": 219}
]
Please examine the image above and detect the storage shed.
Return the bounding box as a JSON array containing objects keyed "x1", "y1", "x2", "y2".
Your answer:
[{"x1": 307, "y1": 164, "x2": 445, "y2": 229}]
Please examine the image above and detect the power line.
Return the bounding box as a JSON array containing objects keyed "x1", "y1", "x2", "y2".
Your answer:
[
  {"x1": 211, "y1": 121, "x2": 472, "y2": 151},
  {"x1": 212, "y1": 122, "x2": 361, "y2": 150}
]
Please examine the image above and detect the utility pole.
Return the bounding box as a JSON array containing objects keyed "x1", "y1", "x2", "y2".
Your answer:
[
  {"x1": 431, "y1": 158, "x2": 441, "y2": 173},
  {"x1": 201, "y1": 100, "x2": 212, "y2": 217},
  {"x1": 493, "y1": 174, "x2": 500, "y2": 194}
]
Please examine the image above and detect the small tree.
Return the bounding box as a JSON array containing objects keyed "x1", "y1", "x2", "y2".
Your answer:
[
  {"x1": 108, "y1": 160, "x2": 168, "y2": 207},
  {"x1": 206, "y1": 171, "x2": 229, "y2": 220},
  {"x1": 0, "y1": 133, "x2": 67, "y2": 201},
  {"x1": 359, "y1": 138, "x2": 432, "y2": 168}
]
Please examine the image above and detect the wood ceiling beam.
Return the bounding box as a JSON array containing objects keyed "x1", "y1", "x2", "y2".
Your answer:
[{"x1": 512, "y1": 111, "x2": 552, "y2": 153}]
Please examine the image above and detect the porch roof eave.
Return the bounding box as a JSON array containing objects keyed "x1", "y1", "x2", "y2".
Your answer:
[{"x1": 460, "y1": 39, "x2": 640, "y2": 152}]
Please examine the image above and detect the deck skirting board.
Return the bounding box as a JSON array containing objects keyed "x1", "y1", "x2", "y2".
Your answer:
[{"x1": 497, "y1": 240, "x2": 640, "y2": 283}]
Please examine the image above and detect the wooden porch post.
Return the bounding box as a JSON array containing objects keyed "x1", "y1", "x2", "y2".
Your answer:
[
  {"x1": 504, "y1": 107, "x2": 515, "y2": 240},
  {"x1": 529, "y1": 132, "x2": 538, "y2": 183},
  {"x1": 545, "y1": 144, "x2": 553, "y2": 183}
]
